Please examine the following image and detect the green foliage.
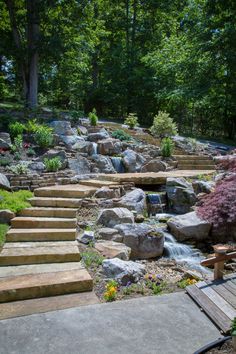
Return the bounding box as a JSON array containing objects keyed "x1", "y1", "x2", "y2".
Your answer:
[
  {"x1": 104, "y1": 280, "x2": 118, "y2": 302},
  {"x1": 11, "y1": 135, "x2": 23, "y2": 153},
  {"x1": 150, "y1": 112, "x2": 178, "y2": 138},
  {"x1": 0, "y1": 157, "x2": 11, "y2": 166},
  {"x1": 88, "y1": 108, "x2": 98, "y2": 127},
  {"x1": 111, "y1": 129, "x2": 132, "y2": 141},
  {"x1": 231, "y1": 318, "x2": 236, "y2": 336},
  {"x1": 27, "y1": 147, "x2": 36, "y2": 157},
  {"x1": 9, "y1": 122, "x2": 25, "y2": 139},
  {"x1": 26, "y1": 119, "x2": 40, "y2": 134},
  {"x1": 0, "y1": 189, "x2": 33, "y2": 213},
  {"x1": 0, "y1": 224, "x2": 8, "y2": 247},
  {"x1": 44, "y1": 157, "x2": 62, "y2": 172},
  {"x1": 124, "y1": 113, "x2": 139, "y2": 129},
  {"x1": 70, "y1": 110, "x2": 84, "y2": 124},
  {"x1": 161, "y1": 138, "x2": 174, "y2": 158},
  {"x1": 81, "y1": 250, "x2": 104, "y2": 268},
  {"x1": 8, "y1": 163, "x2": 29, "y2": 175},
  {"x1": 35, "y1": 126, "x2": 54, "y2": 148}
]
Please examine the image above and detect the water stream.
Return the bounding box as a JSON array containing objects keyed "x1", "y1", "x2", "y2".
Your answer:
[
  {"x1": 111, "y1": 156, "x2": 125, "y2": 173},
  {"x1": 91, "y1": 142, "x2": 98, "y2": 155}
]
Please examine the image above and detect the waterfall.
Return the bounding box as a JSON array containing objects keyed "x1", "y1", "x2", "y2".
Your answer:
[
  {"x1": 164, "y1": 232, "x2": 210, "y2": 273},
  {"x1": 111, "y1": 157, "x2": 125, "y2": 173},
  {"x1": 91, "y1": 143, "x2": 98, "y2": 155},
  {"x1": 147, "y1": 193, "x2": 164, "y2": 215}
]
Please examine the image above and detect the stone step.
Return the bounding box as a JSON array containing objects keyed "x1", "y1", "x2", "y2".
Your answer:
[
  {"x1": 79, "y1": 180, "x2": 119, "y2": 188},
  {"x1": 0, "y1": 268, "x2": 93, "y2": 303},
  {"x1": 178, "y1": 165, "x2": 215, "y2": 170},
  {"x1": 6, "y1": 229, "x2": 76, "y2": 242},
  {"x1": 173, "y1": 155, "x2": 212, "y2": 161},
  {"x1": 11, "y1": 217, "x2": 77, "y2": 229},
  {"x1": 0, "y1": 291, "x2": 99, "y2": 320},
  {"x1": 29, "y1": 197, "x2": 82, "y2": 208},
  {"x1": 177, "y1": 160, "x2": 214, "y2": 165},
  {"x1": 34, "y1": 184, "x2": 97, "y2": 198},
  {"x1": 0, "y1": 241, "x2": 80, "y2": 266},
  {"x1": 19, "y1": 207, "x2": 78, "y2": 218}
]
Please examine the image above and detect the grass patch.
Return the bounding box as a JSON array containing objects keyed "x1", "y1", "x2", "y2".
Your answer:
[
  {"x1": 81, "y1": 250, "x2": 105, "y2": 268},
  {"x1": 0, "y1": 224, "x2": 9, "y2": 246},
  {"x1": 0, "y1": 189, "x2": 33, "y2": 213}
]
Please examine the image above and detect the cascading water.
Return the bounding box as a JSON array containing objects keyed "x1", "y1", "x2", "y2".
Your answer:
[
  {"x1": 91, "y1": 142, "x2": 98, "y2": 155},
  {"x1": 147, "y1": 193, "x2": 164, "y2": 215},
  {"x1": 164, "y1": 232, "x2": 210, "y2": 273},
  {"x1": 111, "y1": 157, "x2": 125, "y2": 173}
]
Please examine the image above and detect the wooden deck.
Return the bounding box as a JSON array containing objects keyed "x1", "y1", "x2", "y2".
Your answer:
[{"x1": 186, "y1": 273, "x2": 236, "y2": 333}]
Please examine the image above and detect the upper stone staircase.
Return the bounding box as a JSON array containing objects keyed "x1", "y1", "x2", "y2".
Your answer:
[{"x1": 173, "y1": 155, "x2": 215, "y2": 170}]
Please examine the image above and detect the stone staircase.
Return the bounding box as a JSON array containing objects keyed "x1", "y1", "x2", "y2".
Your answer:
[
  {"x1": 173, "y1": 155, "x2": 215, "y2": 170},
  {"x1": 0, "y1": 183, "x2": 99, "y2": 319}
]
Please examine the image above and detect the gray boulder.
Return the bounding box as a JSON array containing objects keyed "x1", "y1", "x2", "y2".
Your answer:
[
  {"x1": 77, "y1": 231, "x2": 95, "y2": 245},
  {"x1": 91, "y1": 155, "x2": 116, "y2": 174},
  {"x1": 72, "y1": 141, "x2": 94, "y2": 155},
  {"x1": 0, "y1": 209, "x2": 15, "y2": 224},
  {"x1": 167, "y1": 211, "x2": 211, "y2": 241},
  {"x1": 102, "y1": 258, "x2": 145, "y2": 285},
  {"x1": 60, "y1": 135, "x2": 84, "y2": 147},
  {"x1": 68, "y1": 155, "x2": 91, "y2": 174},
  {"x1": 0, "y1": 173, "x2": 10, "y2": 190},
  {"x1": 50, "y1": 121, "x2": 74, "y2": 136},
  {"x1": 117, "y1": 188, "x2": 146, "y2": 214},
  {"x1": 97, "y1": 228, "x2": 123, "y2": 242},
  {"x1": 114, "y1": 223, "x2": 165, "y2": 259},
  {"x1": 0, "y1": 133, "x2": 11, "y2": 149},
  {"x1": 95, "y1": 241, "x2": 131, "y2": 261},
  {"x1": 97, "y1": 138, "x2": 122, "y2": 156},
  {"x1": 94, "y1": 187, "x2": 120, "y2": 199},
  {"x1": 122, "y1": 149, "x2": 146, "y2": 172},
  {"x1": 166, "y1": 177, "x2": 197, "y2": 214},
  {"x1": 28, "y1": 162, "x2": 45, "y2": 171},
  {"x1": 87, "y1": 128, "x2": 109, "y2": 142},
  {"x1": 141, "y1": 159, "x2": 167, "y2": 172},
  {"x1": 192, "y1": 180, "x2": 215, "y2": 195},
  {"x1": 97, "y1": 207, "x2": 134, "y2": 228},
  {"x1": 77, "y1": 126, "x2": 88, "y2": 135}
]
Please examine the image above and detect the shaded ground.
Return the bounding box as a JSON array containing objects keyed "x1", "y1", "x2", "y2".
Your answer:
[{"x1": 0, "y1": 292, "x2": 220, "y2": 354}]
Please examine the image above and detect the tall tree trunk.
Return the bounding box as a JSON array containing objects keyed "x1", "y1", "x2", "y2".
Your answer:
[{"x1": 27, "y1": 0, "x2": 39, "y2": 108}]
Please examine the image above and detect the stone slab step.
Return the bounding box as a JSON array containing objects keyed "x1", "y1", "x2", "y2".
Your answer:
[
  {"x1": 29, "y1": 197, "x2": 82, "y2": 208},
  {"x1": 19, "y1": 207, "x2": 78, "y2": 218},
  {"x1": 0, "y1": 268, "x2": 93, "y2": 302},
  {"x1": 34, "y1": 184, "x2": 97, "y2": 198},
  {"x1": 0, "y1": 291, "x2": 99, "y2": 320},
  {"x1": 11, "y1": 216, "x2": 77, "y2": 229},
  {"x1": 178, "y1": 165, "x2": 215, "y2": 170},
  {"x1": 0, "y1": 262, "x2": 84, "y2": 278},
  {"x1": 79, "y1": 180, "x2": 119, "y2": 188},
  {"x1": 177, "y1": 161, "x2": 215, "y2": 166},
  {"x1": 0, "y1": 241, "x2": 80, "y2": 266},
  {"x1": 173, "y1": 155, "x2": 212, "y2": 161},
  {"x1": 6, "y1": 228, "x2": 76, "y2": 242}
]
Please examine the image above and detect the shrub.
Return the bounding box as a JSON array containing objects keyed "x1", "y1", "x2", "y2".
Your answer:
[
  {"x1": 0, "y1": 157, "x2": 11, "y2": 166},
  {"x1": 217, "y1": 155, "x2": 236, "y2": 172},
  {"x1": 26, "y1": 119, "x2": 40, "y2": 134},
  {"x1": 27, "y1": 147, "x2": 36, "y2": 156},
  {"x1": 35, "y1": 125, "x2": 54, "y2": 148},
  {"x1": 0, "y1": 224, "x2": 8, "y2": 246},
  {"x1": 112, "y1": 129, "x2": 132, "y2": 141},
  {"x1": 150, "y1": 111, "x2": 178, "y2": 138},
  {"x1": 161, "y1": 137, "x2": 174, "y2": 157},
  {"x1": 11, "y1": 135, "x2": 23, "y2": 153},
  {"x1": 70, "y1": 110, "x2": 84, "y2": 124},
  {"x1": 0, "y1": 189, "x2": 33, "y2": 213},
  {"x1": 81, "y1": 250, "x2": 104, "y2": 268},
  {"x1": 88, "y1": 108, "x2": 98, "y2": 126},
  {"x1": 9, "y1": 122, "x2": 25, "y2": 139},
  {"x1": 8, "y1": 162, "x2": 29, "y2": 175},
  {"x1": 44, "y1": 157, "x2": 62, "y2": 172},
  {"x1": 124, "y1": 113, "x2": 139, "y2": 129},
  {"x1": 197, "y1": 174, "x2": 236, "y2": 227},
  {"x1": 104, "y1": 280, "x2": 118, "y2": 302}
]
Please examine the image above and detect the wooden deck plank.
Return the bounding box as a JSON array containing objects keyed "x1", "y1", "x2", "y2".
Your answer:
[
  {"x1": 208, "y1": 281, "x2": 236, "y2": 308},
  {"x1": 187, "y1": 285, "x2": 231, "y2": 333},
  {"x1": 222, "y1": 281, "x2": 236, "y2": 296},
  {"x1": 196, "y1": 281, "x2": 236, "y2": 320}
]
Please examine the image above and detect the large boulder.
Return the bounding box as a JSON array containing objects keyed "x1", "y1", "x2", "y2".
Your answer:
[
  {"x1": 102, "y1": 258, "x2": 145, "y2": 285},
  {"x1": 50, "y1": 121, "x2": 74, "y2": 136},
  {"x1": 116, "y1": 188, "x2": 146, "y2": 214},
  {"x1": 0, "y1": 173, "x2": 10, "y2": 191},
  {"x1": 72, "y1": 141, "x2": 94, "y2": 155},
  {"x1": 0, "y1": 209, "x2": 15, "y2": 224},
  {"x1": 68, "y1": 155, "x2": 91, "y2": 174},
  {"x1": 97, "y1": 207, "x2": 134, "y2": 228},
  {"x1": 97, "y1": 228, "x2": 123, "y2": 242},
  {"x1": 166, "y1": 177, "x2": 197, "y2": 214},
  {"x1": 95, "y1": 241, "x2": 131, "y2": 261},
  {"x1": 114, "y1": 223, "x2": 165, "y2": 259},
  {"x1": 192, "y1": 180, "x2": 215, "y2": 195},
  {"x1": 0, "y1": 133, "x2": 11, "y2": 149},
  {"x1": 39, "y1": 149, "x2": 67, "y2": 169},
  {"x1": 167, "y1": 211, "x2": 211, "y2": 241},
  {"x1": 122, "y1": 149, "x2": 145, "y2": 173},
  {"x1": 97, "y1": 138, "x2": 122, "y2": 156},
  {"x1": 94, "y1": 187, "x2": 120, "y2": 199},
  {"x1": 141, "y1": 159, "x2": 167, "y2": 172},
  {"x1": 87, "y1": 128, "x2": 109, "y2": 142},
  {"x1": 91, "y1": 155, "x2": 116, "y2": 174},
  {"x1": 28, "y1": 161, "x2": 45, "y2": 171}
]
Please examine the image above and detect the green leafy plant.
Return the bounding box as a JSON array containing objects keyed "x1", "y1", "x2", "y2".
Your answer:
[
  {"x1": 35, "y1": 125, "x2": 54, "y2": 148},
  {"x1": 0, "y1": 157, "x2": 11, "y2": 166},
  {"x1": 0, "y1": 189, "x2": 33, "y2": 213},
  {"x1": 8, "y1": 162, "x2": 29, "y2": 175},
  {"x1": 161, "y1": 137, "x2": 174, "y2": 157},
  {"x1": 26, "y1": 119, "x2": 40, "y2": 134},
  {"x1": 88, "y1": 108, "x2": 98, "y2": 126},
  {"x1": 177, "y1": 278, "x2": 197, "y2": 289},
  {"x1": 9, "y1": 122, "x2": 25, "y2": 139},
  {"x1": 104, "y1": 280, "x2": 118, "y2": 302},
  {"x1": 81, "y1": 250, "x2": 104, "y2": 268},
  {"x1": 44, "y1": 157, "x2": 62, "y2": 172},
  {"x1": 112, "y1": 129, "x2": 132, "y2": 141},
  {"x1": 124, "y1": 113, "x2": 139, "y2": 129},
  {"x1": 231, "y1": 318, "x2": 236, "y2": 336},
  {"x1": 0, "y1": 224, "x2": 8, "y2": 247},
  {"x1": 11, "y1": 135, "x2": 23, "y2": 153},
  {"x1": 27, "y1": 147, "x2": 36, "y2": 156},
  {"x1": 150, "y1": 111, "x2": 178, "y2": 138}
]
